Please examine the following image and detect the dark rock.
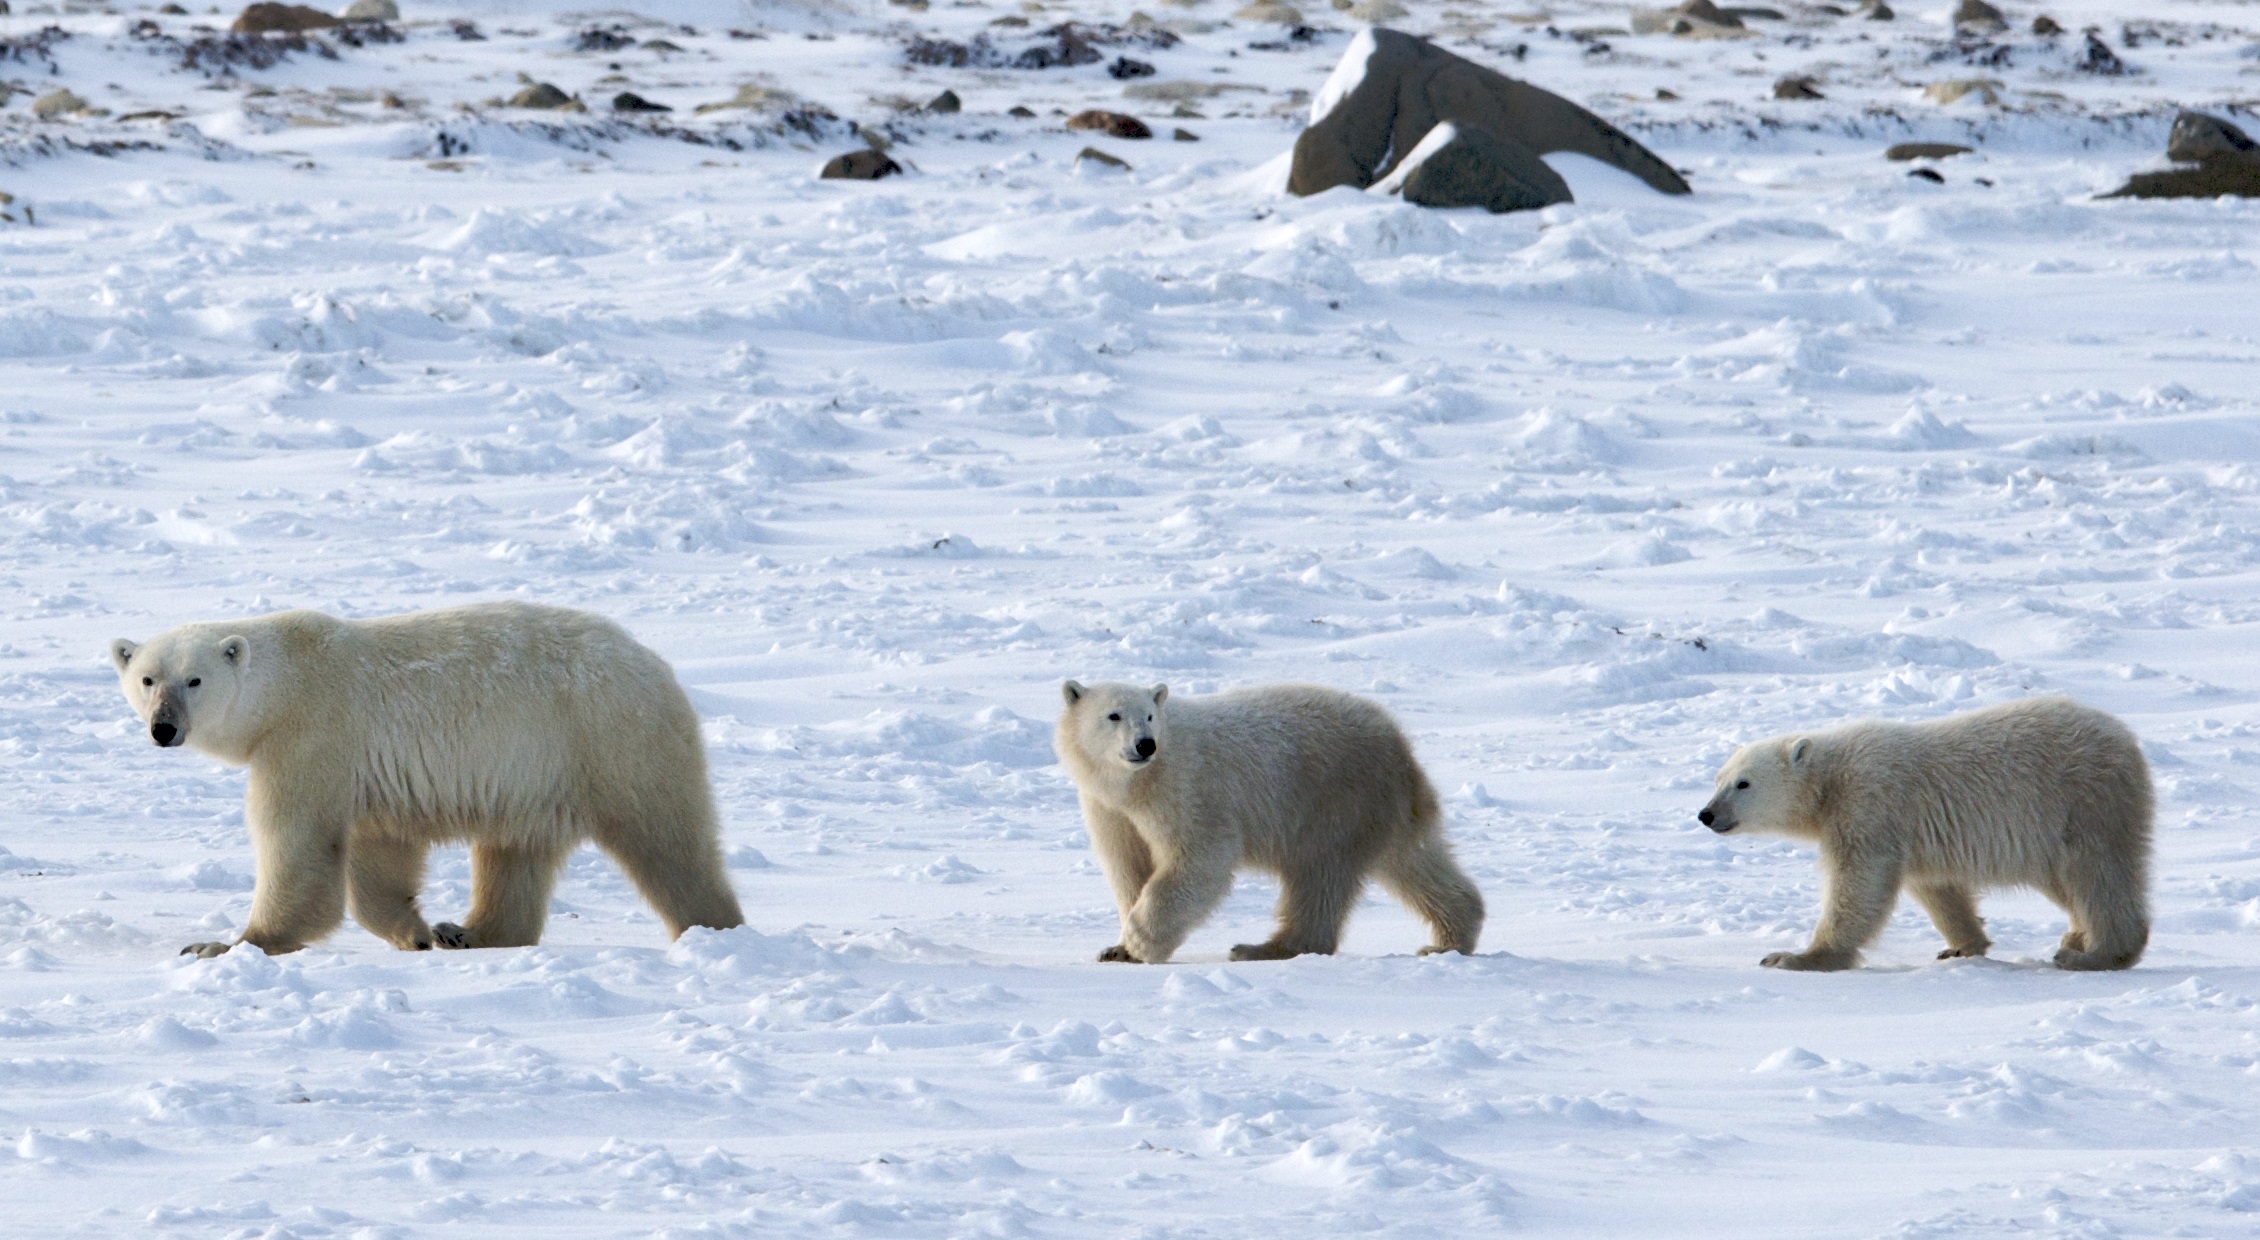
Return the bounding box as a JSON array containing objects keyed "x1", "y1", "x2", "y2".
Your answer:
[
  {"x1": 1907, "y1": 167, "x2": 1945, "y2": 183},
  {"x1": 1671, "y1": 0, "x2": 1742, "y2": 27},
  {"x1": 1723, "y1": 6, "x2": 1786, "y2": 18},
  {"x1": 575, "y1": 26, "x2": 635, "y2": 52},
  {"x1": 926, "y1": 89, "x2": 961, "y2": 113},
  {"x1": 612, "y1": 91, "x2": 671, "y2": 112},
  {"x1": 1067, "y1": 109, "x2": 1152, "y2": 139},
  {"x1": 1655, "y1": 88, "x2": 1680, "y2": 100},
  {"x1": 1886, "y1": 141, "x2": 1973, "y2": 160},
  {"x1": 159, "y1": 2, "x2": 187, "y2": 11},
  {"x1": 2032, "y1": 15, "x2": 2062, "y2": 36},
  {"x1": 1772, "y1": 76, "x2": 1823, "y2": 100},
  {"x1": 1075, "y1": 146, "x2": 1131, "y2": 170},
  {"x1": 1951, "y1": 0, "x2": 2006, "y2": 35},
  {"x1": 1173, "y1": 127, "x2": 1199, "y2": 141},
  {"x1": 822, "y1": 149, "x2": 903, "y2": 180},
  {"x1": 640, "y1": 38, "x2": 684, "y2": 52},
  {"x1": 1289, "y1": 28, "x2": 1688, "y2": 204},
  {"x1": 2074, "y1": 31, "x2": 2125, "y2": 75},
  {"x1": 1861, "y1": 1, "x2": 1893, "y2": 19},
  {"x1": 450, "y1": 19, "x2": 485, "y2": 40},
  {"x1": 2103, "y1": 111, "x2": 2260, "y2": 200},
  {"x1": 230, "y1": 3, "x2": 339, "y2": 33},
  {"x1": 1008, "y1": 105, "x2": 1036, "y2": 118},
  {"x1": 2167, "y1": 111, "x2": 2258, "y2": 164},
  {"x1": 1394, "y1": 122, "x2": 1573, "y2": 213},
  {"x1": 1109, "y1": 55, "x2": 1156, "y2": 79}
]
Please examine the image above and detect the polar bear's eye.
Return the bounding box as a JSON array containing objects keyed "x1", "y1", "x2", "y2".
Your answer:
[
  {"x1": 1736, "y1": 780, "x2": 1750, "y2": 789},
  {"x1": 141, "y1": 677, "x2": 153, "y2": 687},
  {"x1": 1107, "y1": 712, "x2": 1121, "y2": 722},
  {"x1": 187, "y1": 678, "x2": 201, "y2": 688}
]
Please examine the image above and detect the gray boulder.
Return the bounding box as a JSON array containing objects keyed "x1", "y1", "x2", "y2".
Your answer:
[
  {"x1": 1387, "y1": 123, "x2": 1573, "y2": 213},
  {"x1": 2104, "y1": 111, "x2": 2260, "y2": 200},
  {"x1": 1289, "y1": 28, "x2": 1689, "y2": 207}
]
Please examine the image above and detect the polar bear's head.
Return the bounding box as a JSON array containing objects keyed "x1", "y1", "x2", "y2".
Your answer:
[
  {"x1": 1699, "y1": 737, "x2": 1809, "y2": 836},
  {"x1": 1059, "y1": 680, "x2": 1169, "y2": 771},
  {"x1": 109, "y1": 625, "x2": 258, "y2": 758}
]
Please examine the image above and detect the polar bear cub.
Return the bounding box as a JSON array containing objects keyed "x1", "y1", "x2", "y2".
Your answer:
[
  {"x1": 112, "y1": 601, "x2": 745, "y2": 958},
  {"x1": 1056, "y1": 680, "x2": 1485, "y2": 964},
  {"x1": 1701, "y1": 697, "x2": 2151, "y2": 972}
]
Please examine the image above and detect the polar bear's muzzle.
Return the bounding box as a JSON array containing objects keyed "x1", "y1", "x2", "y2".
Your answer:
[
  {"x1": 1698, "y1": 802, "x2": 1735, "y2": 833},
  {"x1": 149, "y1": 705, "x2": 185, "y2": 748},
  {"x1": 1124, "y1": 736, "x2": 1157, "y2": 764}
]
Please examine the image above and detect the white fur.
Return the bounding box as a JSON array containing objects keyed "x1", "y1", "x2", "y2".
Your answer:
[
  {"x1": 1056, "y1": 680, "x2": 1484, "y2": 964},
  {"x1": 112, "y1": 601, "x2": 744, "y2": 957},
  {"x1": 1701, "y1": 697, "x2": 2152, "y2": 972}
]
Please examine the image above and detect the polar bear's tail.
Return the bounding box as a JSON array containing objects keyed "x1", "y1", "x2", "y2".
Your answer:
[{"x1": 1377, "y1": 784, "x2": 1486, "y2": 956}]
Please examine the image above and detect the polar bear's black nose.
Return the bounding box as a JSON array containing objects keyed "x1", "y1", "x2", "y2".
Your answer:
[
  {"x1": 150, "y1": 721, "x2": 180, "y2": 747},
  {"x1": 1135, "y1": 737, "x2": 1156, "y2": 759},
  {"x1": 1698, "y1": 808, "x2": 1715, "y2": 826}
]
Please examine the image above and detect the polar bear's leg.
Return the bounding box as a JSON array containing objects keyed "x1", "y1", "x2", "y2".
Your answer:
[
  {"x1": 1120, "y1": 858, "x2": 1234, "y2": 963},
  {"x1": 1084, "y1": 804, "x2": 1154, "y2": 962},
  {"x1": 1910, "y1": 880, "x2": 1989, "y2": 959},
  {"x1": 347, "y1": 831, "x2": 438, "y2": 950},
  {"x1": 186, "y1": 772, "x2": 351, "y2": 958},
  {"x1": 1232, "y1": 864, "x2": 1360, "y2": 961},
  {"x1": 434, "y1": 839, "x2": 572, "y2": 949},
  {"x1": 2048, "y1": 855, "x2": 2148, "y2": 971},
  {"x1": 1377, "y1": 835, "x2": 1486, "y2": 956},
  {"x1": 591, "y1": 795, "x2": 746, "y2": 938},
  {"x1": 1764, "y1": 849, "x2": 1899, "y2": 971}
]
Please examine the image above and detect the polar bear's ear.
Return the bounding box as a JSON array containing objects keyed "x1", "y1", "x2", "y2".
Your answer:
[
  {"x1": 219, "y1": 635, "x2": 249, "y2": 667},
  {"x1": 109, "y1": 639, "x2": 138, "y2": 671},
  {"x1": 1789, "y1": 737, "x2": 1811, "y2": 766},
  {"x1": 1062, "y1": 680, "x2": 1085, "y2": 705},
  {"x1": 1150, "y1": 683, "x2": 1169, "y2": 706}
]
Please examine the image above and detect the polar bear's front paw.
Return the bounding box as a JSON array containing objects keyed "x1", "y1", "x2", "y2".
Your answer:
[
  {"x1": 180, "y1": 940, "x2": 232, "y2": 959},
  {"x1": 432, "y1": 922, "x2": 474, "y2": 950},
  {"x1": 1097, "y1": 944, "x2": 1140, "y2": 963},
  {"x1": 1229, "y1": 940, "x2": 1299, "y2": 962},
  {"x1": 1936, "y1": 944, "x2": 1989, "y2": 960},
  {"x1": 1761, "y1": 949, "x2": 1854, "y2": 971}
]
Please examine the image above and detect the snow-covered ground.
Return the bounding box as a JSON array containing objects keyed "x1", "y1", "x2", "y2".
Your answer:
[{"x1": 4, "y1": 0, "x2": 2260, "y2": 1234}]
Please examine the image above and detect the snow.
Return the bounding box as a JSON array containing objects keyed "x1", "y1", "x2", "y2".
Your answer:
[{"x1": 2, "y1": 0, "x2": 2260, "y2": 1234}]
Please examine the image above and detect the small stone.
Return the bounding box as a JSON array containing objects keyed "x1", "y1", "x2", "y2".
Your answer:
[
  {"x1": 1723, "y1": 5, "x2": 1785, "y2": 17},
  {"x1": 159, "y1": 2, "x2": 187, "y2": 11},
  {"x1": 1173, "y1": 126, "x2": 1199, "y2": 141},
  {"x1": 1109, "y1": 55, "x2": 1156, "y2": 79},
  {"x1": 1345, "y1": 0, "x2": 1407, "y2": 20},
  {"x1": 1067, "y1": 109, "x2": 1153, "y2": 139},
  {"x1": 1907, "y1": 167, "x2": 1945, "y2": 183},
  {"x1": 641, "y1": 38, "x2": 684, "y2": 52},
  {"x1": 30, "y1": 88, "x2": 93, "y2": 118},
  {"x1": 1075, "y1": 146, "x2": 1131, "y2": 170},
  {"x1": 2167, "y1": 112, "x2": 2258, "y2": 165},
  {"x1": 1924, "y1": 79, "x2": 2001, "y2": 106},
  {"x1": 1950, "y1": 0, "x2": 2006, "y2": 35},
  {"x1": 1331, "y1": 0, "x2": 1352, "y2": 8},
  {"x1": 2075, "y1": 31, "x2": 2125, "y2": 75},
  {"x1": 821, "y1": 149, "x2": 902, "y2": 180},
  {"x1": 507, "y1": 82, "x2": 578, "y2": 110},
  {"x1": 2031, "y1": 14, "x2": 2062, "y2": 36},
  {"x1": 1860, "y1": 0, "x2": 1892, "y2": 18},
  {"x1": 1234, "y1": 1, "x2": 1303, "y2": 24},
  {"x1": 612, "y1": 91, "x2": 671, "y2": 113},
  {"x1": 1772, "y1": 76, "x2": 1823, "y2": 100},
  {"x1": 1008, "y1": 105, "x2": 1036, "y2": 118},
  {"x1": 1655, "y1": 88, "x2": 1680, "y2": 100},
  {"x1": 926, "y1": 89, "x2": 961, "y2": 113},
  {"x1": 1886, "y1": 141, "x2": 1973, "y2": 161},
  {"x1": 231, "y1": 2, "x2": 341, "y2": 32},
  {"x1": 339, "y1": 0, "x2": 396, "y2": 19}
]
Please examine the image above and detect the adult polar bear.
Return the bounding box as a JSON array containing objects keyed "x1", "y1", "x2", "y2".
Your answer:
[
  {"x1": 111, "y1": 602, "x2": 744, "y2": 958},
  {"x1": 1701, "y1": 697, "x2": 2151, "y2": 972},
  {"x1": 1056, "y1": 681, "x2": 1485, "y2": 964}
]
